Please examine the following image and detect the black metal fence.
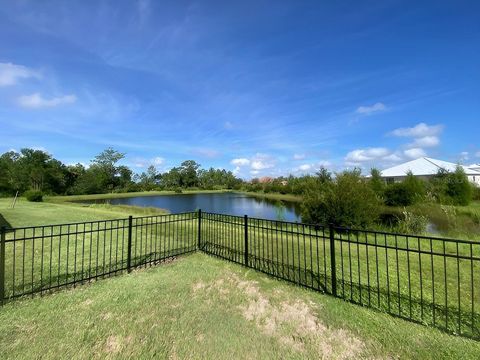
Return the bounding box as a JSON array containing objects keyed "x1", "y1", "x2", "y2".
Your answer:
[
  {"x1": 1, "y1": 210, "x2": 479, "y2": 339},
  {"x1": 199, "y1": 211, "x2": 480, "y2": 340},
  {"x1": 0, "y1": 213, "x2": 197, "y2": 300}
]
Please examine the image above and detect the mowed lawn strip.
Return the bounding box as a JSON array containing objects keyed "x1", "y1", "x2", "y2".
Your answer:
[{"x1": 0, "y1": 253, "x2": 479, "y2": 359}]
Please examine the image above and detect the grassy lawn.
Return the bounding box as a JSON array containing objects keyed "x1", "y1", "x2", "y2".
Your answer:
[
  {"x1": 0, "y1": 198, "x2": 168, "y2": 228},
  {"x1": 0, "y1": 253, "x2": 478, "y2": 359},
  {"x1": 1, "y1": 200, "x2": 479, "y2": 338}
]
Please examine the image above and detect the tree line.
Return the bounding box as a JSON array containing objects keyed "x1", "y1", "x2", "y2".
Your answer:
[{"x1": 0, "y1": 148, "x2": 242, "y2": 196}]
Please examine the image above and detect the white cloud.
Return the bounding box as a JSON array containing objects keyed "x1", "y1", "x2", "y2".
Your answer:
[
  {"x1": 409, "y1": 135, "x2": 440, "y2": 148},
  {"x1": 459, "y1": 152, "x2": 469, "y2": 162},
  {"x1": 404, "y1": 148, "x2": 426, "y2": 159},
  {"x1": 383, "y1": 153, "x2": 403, "y2": 162},
  {"x1": 152, "y1": 157, "x2": 165, "y2": 166},
  {"x1": 356, "y1": 102, "x2": 386, "y2": 115},
  {"x1": 345, "y1": 148, "x2": 390, "y2": 163},
  {"x1": 231, "y1": 158, "x2": 250, "y2": 166},
  {"x1": 231, "y1": 153, "x2": 276, "y2": 175},
  {"x1": 224, "y1": 121, "x2": 233, "y2": 129},
  {"x1": 293, "y1": 153, "x2": 306, "y2": 160},
  {"x1": 17, "y1": 93, "x2": 77, "y2": 109},
  {"x1": 132, "y1": 156, "x2": 165, "y2": 168},
  {"x1": 390, "y1": 123, "x2": 443, "y2": 138},
  {"x1": 293, "y1": 160, "x2": 332, "y2": 174},
  {"x1": 251, "y1": 160, "x2": 273, "y2": 170},
  {"x1": 0, "y1": 62, "x2": 40, "y2": 86},
  {"x1": 298, "y1": 164, "x2": 312, "y2": 171}
]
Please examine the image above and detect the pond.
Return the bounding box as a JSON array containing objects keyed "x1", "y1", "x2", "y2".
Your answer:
[{"x1": 83, "y1": 192, "x2": 303, "y2": 222}]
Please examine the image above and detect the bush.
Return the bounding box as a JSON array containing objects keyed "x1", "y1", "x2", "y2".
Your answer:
[
  {"x1": 473, "y1": 186, "x2": 480, "y2": 201},
  {"x1": 174, "y1": 188, "x2": 183, "y2": 194},
  {"x1": 395, "y1": 209, "x2": 428, "y2": 234},
  {"x1": 445, "y1": 167, "x2": 472, "y2": 205},
  {"x1": 301, "y1": 170, "x2": 381, "y2": 228},
  {"x1": 384, "y1": 172, "x2": 425, "y2": 207},
  {"x1": 369, "y1": 168, "x2": 385, "y2": 198},
  {"x1": 384, "y1": 183, "x2": 415, "y2": 206},
  {"x1": 24, "y1": 190, "x2": 43, "y2": 202}
]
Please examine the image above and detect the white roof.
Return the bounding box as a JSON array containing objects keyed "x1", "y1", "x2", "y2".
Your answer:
[{"x1": 380, "y1": 157, "x2": 480, "y2": 178}]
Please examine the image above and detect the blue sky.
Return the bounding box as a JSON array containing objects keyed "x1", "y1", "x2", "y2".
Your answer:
[{"x1": 1, "y1": 0, "x2": 479, "y2": 178}]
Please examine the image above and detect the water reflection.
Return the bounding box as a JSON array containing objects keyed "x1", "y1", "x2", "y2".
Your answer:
[{"x1": 80, "y1": 192, "x2": 302, "y2": 222}]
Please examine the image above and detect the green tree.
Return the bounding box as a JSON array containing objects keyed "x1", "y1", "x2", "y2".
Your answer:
[
  {"x1": 445, "y1": 166, "x2": 472, "y2": 205},
  {"x1": 90, "y1": 148, "x2": 126, "y2": 191},
  {"x1": 179, "y1": 160, "x2": 200, "y2": 187},
  {"x1": 369, "y1": 168, "x2": 385, "y2": 198},
  {"x1": 301, "y1": 169, "x2": 381, "y2": 227}
]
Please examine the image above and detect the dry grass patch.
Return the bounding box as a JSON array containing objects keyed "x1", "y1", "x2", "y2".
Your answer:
[{"x1": 192, "y1": 271, "x2": 366, "y2": 359}]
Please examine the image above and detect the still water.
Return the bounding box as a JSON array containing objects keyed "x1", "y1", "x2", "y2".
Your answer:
[{"x1": 86, "y1": 192, "x2": 302, "y2": 222}]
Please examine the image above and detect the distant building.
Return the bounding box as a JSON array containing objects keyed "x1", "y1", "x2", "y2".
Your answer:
[
  {"x1": 376, "y1": 157, "x2": 480, "y2": 186},
  {"x1": 258, "y1": 176, "x2": 273, "y2": 184}
]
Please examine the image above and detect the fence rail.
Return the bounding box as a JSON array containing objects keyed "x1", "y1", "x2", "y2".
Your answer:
[{"x1": 0, "y1": 210, "x2": 478, "y2": 340}]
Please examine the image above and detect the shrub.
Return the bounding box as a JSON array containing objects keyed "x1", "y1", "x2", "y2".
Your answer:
[
  {"x1": 369, "y1": 168, "x2": 385, "y2": 198},
  {"x1": 301, "y1": 169, "x2": 381, "y2": 228},
  {"x1": 24, "y1": 190, "x2": 43, "y2": 202},
  {"x1": 384, "y1": 172, "x2": 425, "y2": 207},
  {"x1": 445, "y1": 166, "x2": 472, "y2": 205},
  {"x1": 395, "y1": 209, "x2": 428, "y2": 234},
  {"x1": 473, "y1": 186, "x2": 480, "y2": 201},
  {"x1": 174, "y1": 188, "x2": 183, "y2": 194},
  {"x1": 384, "y1": 183, "x2": 415, "y2": 206}
]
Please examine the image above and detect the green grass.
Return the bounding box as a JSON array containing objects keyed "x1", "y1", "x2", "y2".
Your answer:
[
  {"x1": 47, "y1": 189, "x2": 233, "y2": 203},
  {"x1": 201, "y1": 215, "x2": 480, "y2": 338},
  {"x1": 0, "y1": 198, "x2": 168, "y2": 228},
  {"x1": 242, "y1": 191, "x2": 303, "y2": 202},
  {"x1": 406, "y1": 202, "x2": 480, "y2": 240},
  {"x1": 0, "y1": 253, "x2": 478, "y2": 359},
  {"x1": 1, "y1": 200, "x2": 479, "y2": 343}
]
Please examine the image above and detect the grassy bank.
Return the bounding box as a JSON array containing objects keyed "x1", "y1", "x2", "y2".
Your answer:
[
  {"x1": 47, "y1": 189, "x2": 233, "y2": 203},
  {"x1": 242, "y1": 191, "x2": 303, "y2": 203},
  {"x1": 1, "y1": 253, "x2": 478, "y2": 359},
  {"x1": 0, "y1": 198, "x2": 168, "y2": 228}
]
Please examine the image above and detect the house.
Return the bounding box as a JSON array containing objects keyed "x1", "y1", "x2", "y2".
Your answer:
[{"x1": 377, "y1": 157, "x2": 480, "y2": 186}]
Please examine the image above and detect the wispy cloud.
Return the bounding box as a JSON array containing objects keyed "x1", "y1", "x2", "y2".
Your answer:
[
  {"x1": 0, "y1": 62, "x2": 41, "y2": 86},
  {"x1": 404, "y1": 148, "x2": 426, "y2": 159},
  {"x1": 131, "y1": 156, "x2": 165, "y2": 168},
  {"x1": 190, "y1": 148, "x2": 220, "y2": 159},
  {"x1": 231, "y1": 158, "x2": 250, "y2": 166},
  {"x1": 408, "y1": 135, "x2": 440, "y2": 148},
  {"x1": 17, "y1": 93, "x2": 77, "y2": 109},
  {"x1": 355, "y1": 102, "x2": 386, "y2": 115},
  {"x1": 390, "y1": 123, "x2": 443, "y2": 138},
  {"x1": 293, "y1": 153, "x2": 305, "y2": 160},
  {"x1": 345, "y1": 147, "x2": 390, "y2": 164}
]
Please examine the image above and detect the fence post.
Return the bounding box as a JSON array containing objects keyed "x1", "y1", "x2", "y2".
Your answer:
[
  {"x1": 127, "y1": 216, "x2": 133, "y2": 273},
  {"x1": 197, "y1": 209, "x2": 202, "y2": 250},
  {"x1": 244, "y1": 215, "x2": 249, "y2": 267},
  {"x1": 0, "y1": 226, "x2": 6, "y2": 304},
  {"x1": 329, "y1": 223, "x2": 337, "y2": 297}
]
